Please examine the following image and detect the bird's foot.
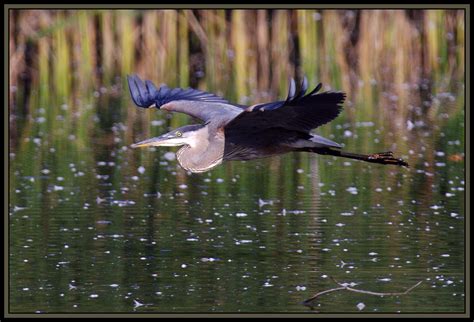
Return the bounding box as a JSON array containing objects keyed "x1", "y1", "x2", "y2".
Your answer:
[{"x1": 368, "y1": 151, "x2": 409, "y2": 167}]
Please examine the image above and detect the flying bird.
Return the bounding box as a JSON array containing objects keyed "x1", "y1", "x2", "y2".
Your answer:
[{"x1": 127, "y1": 75, "x2": 408, "y2": 173}]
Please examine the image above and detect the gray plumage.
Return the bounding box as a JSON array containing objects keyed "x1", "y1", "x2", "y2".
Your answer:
[{"x1": 128, "y1": 75, "x2": 408, "y2": 172}]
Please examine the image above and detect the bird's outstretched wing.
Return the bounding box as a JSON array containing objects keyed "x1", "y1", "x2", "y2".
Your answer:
[
  {"x1": 127, "y1": 74, "x2": 230, "y2": 107},
  {"x1": 224, "y1": 77, "x2": 345, "y2": 133},
  {"x1": 127, "y1": 75, "x2": 244, "y2": 125}
]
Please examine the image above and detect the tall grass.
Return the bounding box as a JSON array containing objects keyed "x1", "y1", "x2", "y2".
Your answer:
[{"x1": 9, "y1": 9, "x2": 465, "y2": 149}]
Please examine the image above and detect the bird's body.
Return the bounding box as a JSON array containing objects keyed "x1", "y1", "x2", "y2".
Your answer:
[{"x1": 128, "y1": 75, "x2": 408, "y2": 172}]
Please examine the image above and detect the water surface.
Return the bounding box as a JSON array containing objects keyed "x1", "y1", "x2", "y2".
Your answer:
[{"x1": 9, "y1": 85, "x2": 465, "y2": 314}]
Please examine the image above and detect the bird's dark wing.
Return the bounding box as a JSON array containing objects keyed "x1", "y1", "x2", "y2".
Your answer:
[
  {"x1": 127, "y1": 74, "x2": 244, "y2": 125},
  {"x1": 127, "y1": 74, "x2": 232, "y2": 107},
  {"x1": 225, "y1": 78, "x2": 345, "y2": 133}
]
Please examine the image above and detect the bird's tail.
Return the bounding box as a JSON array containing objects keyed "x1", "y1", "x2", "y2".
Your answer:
[
  {"x1": 309, "y1": 134, "x2": 342, "y2": 149},
  {"x1": 310, "y1": 147, "x2": 409, "y2": 167}
]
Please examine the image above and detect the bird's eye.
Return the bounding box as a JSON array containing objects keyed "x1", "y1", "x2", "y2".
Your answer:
[{"x1": 175, "y1": 131, "x2": 182, "y2": 137}]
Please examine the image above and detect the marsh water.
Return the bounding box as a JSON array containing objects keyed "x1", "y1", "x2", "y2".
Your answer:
[
  {"x1": 8, "y1": 84, "x2": 466, "y2": 314},
  {"x1": 9, "y1": 9, "x2": 465, "y2": 314}
]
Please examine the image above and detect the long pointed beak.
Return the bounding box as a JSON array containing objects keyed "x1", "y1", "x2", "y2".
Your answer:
[
  {"x1": 131, "y1": 134, "x2": 187, "y2": 148},
  {"x1": 130, "y1": 137, "x2": 167, "y2": 148}
]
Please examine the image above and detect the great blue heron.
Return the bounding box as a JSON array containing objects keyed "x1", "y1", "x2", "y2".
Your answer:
[{"x1": 127, "y1": 75, "x2": 408, "y2": 173}]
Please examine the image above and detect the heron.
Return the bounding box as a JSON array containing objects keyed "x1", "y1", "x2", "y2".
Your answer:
[{"x1": 127, "y1": 75, "x2": 408, "y2": 173}]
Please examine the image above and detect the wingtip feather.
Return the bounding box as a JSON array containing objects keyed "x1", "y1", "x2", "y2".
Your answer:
[{"x1": 286, "y1": 78, "x2": 296, "y2": 102}]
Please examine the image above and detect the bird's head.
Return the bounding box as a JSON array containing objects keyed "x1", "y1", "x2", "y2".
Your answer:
[{"x1": 131, "y1": 124, "x2": 204, "y2": 149}]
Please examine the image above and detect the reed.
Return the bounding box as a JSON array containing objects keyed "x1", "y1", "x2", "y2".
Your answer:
[
  {"x1": 296, "y1": 10, "x2": 319, "y2": 87},
  {"x1": 271, "y1": 10, "x2": 292, "y2": 97},
  {"x1": 51, "y1": 11, "x2": 71, "y2": 105},
  {"x1": 231, "y1": 10, "x2": 249, "y2": 103},
  {"x1": 9, "y1": 9, "x2": 465, "y2": 151},
  {"x1": 98, "y1": 10, "x2": 115, "y2": 84},
  {"x1": 178, "y1": 10, "x2": 190, "y2": 88}
]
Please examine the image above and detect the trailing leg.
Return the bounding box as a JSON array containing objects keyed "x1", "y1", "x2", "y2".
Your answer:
[{"x1": 310, "y1": 148, "x2": 409, "y2": 167}]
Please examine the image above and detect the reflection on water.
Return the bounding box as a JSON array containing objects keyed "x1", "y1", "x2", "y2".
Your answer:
[{"x1": 9, "y1": 84, "x2": 464, "y2": 313}]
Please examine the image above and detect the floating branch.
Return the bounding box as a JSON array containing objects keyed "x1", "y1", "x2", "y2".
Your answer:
[{"x1": 303, "y1": 277, "x2": 423, "y2": 309}]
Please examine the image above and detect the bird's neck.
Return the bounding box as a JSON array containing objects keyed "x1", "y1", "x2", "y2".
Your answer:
[
  {"x1": 176, "y1": 145, "x2": 222, "y2": 173},
  {"x1": 175, "y1": 127, "x2": 224, "y2": 173}
]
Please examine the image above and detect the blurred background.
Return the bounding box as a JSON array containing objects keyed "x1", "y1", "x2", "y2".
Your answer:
[
  {"x1": 9, "y1": 9, "x2": 465, "y2": 147},
  {"x1": 9, "y1": 9, "x2": 465, "y2": 314}
]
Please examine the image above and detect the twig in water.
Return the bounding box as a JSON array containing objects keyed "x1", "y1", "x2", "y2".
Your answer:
[{"x1": 302, "y1": 277, "x2": 423, "y2": 309}]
